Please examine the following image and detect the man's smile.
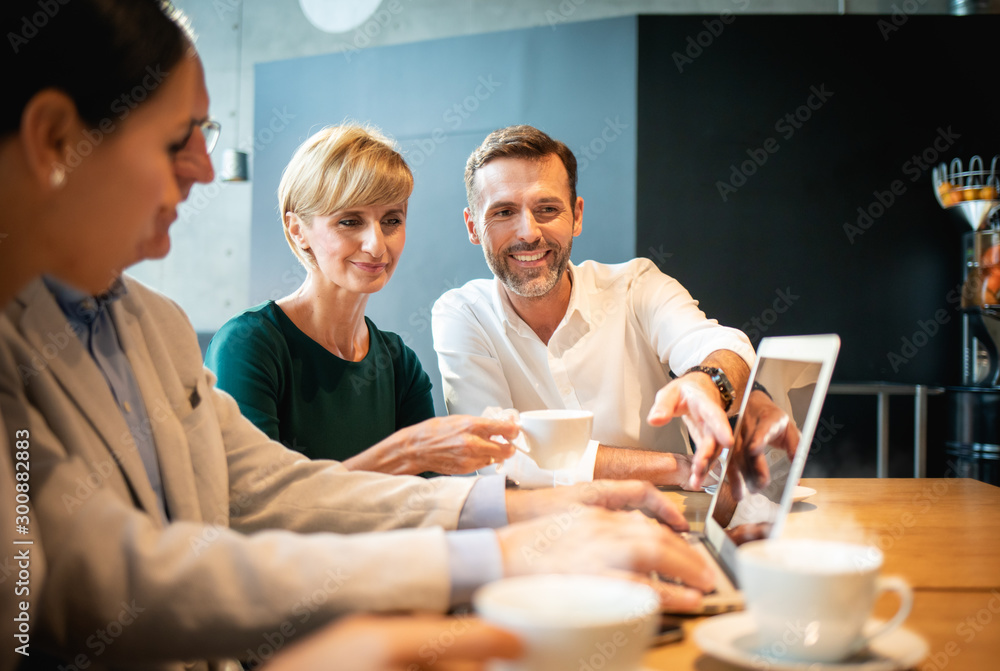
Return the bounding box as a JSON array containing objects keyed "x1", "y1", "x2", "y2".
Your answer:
[{"x1": 510, "y1": 250, "x2": 551, "y2": 266}]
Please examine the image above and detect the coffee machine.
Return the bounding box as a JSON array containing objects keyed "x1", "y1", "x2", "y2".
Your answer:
[{"x1": 933, "y1": 156, "x2": 1000, "y2": 484}]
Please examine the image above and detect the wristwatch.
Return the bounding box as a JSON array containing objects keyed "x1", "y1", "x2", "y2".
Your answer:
[{"x1": 684, "y1": 365, "x2": 734, "y2": 412}]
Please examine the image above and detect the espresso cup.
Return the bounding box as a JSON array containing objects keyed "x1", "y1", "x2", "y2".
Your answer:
[
  {"x1": 737, "y1": 539, "x2": 913, "y2": 663},
  {"x1": 473, "y1": 574, "x2": 659, "y2": 671},
  {"x1": 518, "y1": 409, "x2": 593, "y2": 471}
]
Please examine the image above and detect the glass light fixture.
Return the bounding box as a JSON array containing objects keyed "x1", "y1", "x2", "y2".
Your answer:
[
  {"x1": 221, "y1": 148, "x2": 249, "y2": 182},
  {"x1": 298, "y1": 0, "x2": 382, "y2": 33},
  {"x1": 222, "y1": 0, "x2": 250, "y2": 182}
]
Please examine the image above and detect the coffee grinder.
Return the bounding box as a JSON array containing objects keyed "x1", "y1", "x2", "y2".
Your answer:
[{"x1": 932, "y1": 156, "x2": 1000, "y2": 484}]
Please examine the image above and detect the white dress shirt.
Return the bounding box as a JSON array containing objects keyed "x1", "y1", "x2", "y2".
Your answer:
[{"x1": 432, "y1": 258, "x2": 755, "y2": 454}]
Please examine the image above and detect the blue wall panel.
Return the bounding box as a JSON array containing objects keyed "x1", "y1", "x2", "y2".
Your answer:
[{"x1": 251, "y1": 17, "x2": 638, "y2": 413}]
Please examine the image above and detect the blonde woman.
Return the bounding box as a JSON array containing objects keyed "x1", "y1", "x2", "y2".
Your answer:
[{"x1": 206, "y1": 125, "x2": 517, "y2": 474}]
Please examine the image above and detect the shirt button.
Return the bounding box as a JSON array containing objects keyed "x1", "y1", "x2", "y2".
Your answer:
[{"x1": 560, "y1": 387, "x2": 572, "y2": 396}]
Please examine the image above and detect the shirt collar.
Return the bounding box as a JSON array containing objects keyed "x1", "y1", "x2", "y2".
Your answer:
[
  {"x1": 43, "y1": 275, "x2": 127, "y2": 325},
  {"x1": 563, "y1": 262, "x2": 591, "y2": 324}
]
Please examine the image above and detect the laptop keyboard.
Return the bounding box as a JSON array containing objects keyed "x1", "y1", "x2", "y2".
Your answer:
[{"x1": 679, "y1": 532, "x2": 740, "y2": 603}]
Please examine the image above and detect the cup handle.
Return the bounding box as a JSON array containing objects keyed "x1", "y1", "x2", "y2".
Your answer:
[{"x1": 859, "y1": 576, "x2": 913, "y2": 648}]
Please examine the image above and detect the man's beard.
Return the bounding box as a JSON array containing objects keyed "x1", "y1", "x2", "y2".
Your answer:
[{"x1": 483, "y1": 237, "x2": 572, "y2": 298}]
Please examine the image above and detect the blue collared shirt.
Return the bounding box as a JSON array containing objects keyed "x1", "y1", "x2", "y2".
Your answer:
[{"x1": 44, "y1": 276, "x2": 169, "y2": 521}]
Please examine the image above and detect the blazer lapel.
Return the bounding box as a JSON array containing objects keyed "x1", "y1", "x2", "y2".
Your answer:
[
  {"x1": 113, "y1": 295, "x2": 203, "y2": 523},
  {"x1": 15, "y1": 280, "x2": 166, "y2": 521}
]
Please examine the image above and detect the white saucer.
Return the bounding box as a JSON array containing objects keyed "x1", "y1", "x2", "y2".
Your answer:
[
  {"x1": 693, "y1": 612, "x2": 928, "y2": 670},
  {"x1": 792, "y1": 485, "x2": 817, "y2": 503}
]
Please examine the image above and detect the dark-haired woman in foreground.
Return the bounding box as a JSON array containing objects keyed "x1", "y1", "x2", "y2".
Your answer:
[
  {"x1": 0, "y1": 1, "x2": 519, "y2": 670},
  {"x1": 1, "y1": 1, "x2": 199, "y2": 665}
]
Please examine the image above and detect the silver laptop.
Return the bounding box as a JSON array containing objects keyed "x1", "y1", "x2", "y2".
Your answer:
[{"x1": 669, "y1": 334, "x2": 841, "y2": 614}]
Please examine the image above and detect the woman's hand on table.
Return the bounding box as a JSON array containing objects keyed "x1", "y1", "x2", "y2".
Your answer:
[
  {"x1": 342, "y1": 415, "x2": 520, "y2": 475},
  {"x1": 263, "y1": 613, "x2": 522, "y2": 671}
]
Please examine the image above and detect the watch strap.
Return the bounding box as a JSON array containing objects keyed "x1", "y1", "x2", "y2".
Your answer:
[
  {"x1": 684, "y1": 365, "x2": 734, "y2": 412},
  {"x1": 751, "y1": 380, "x2": 772, "y2": 399}
]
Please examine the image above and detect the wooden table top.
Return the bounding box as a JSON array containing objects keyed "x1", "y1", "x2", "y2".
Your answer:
[{"x1": 642, "y1": 478, "x2": 1000, "y2": 670}]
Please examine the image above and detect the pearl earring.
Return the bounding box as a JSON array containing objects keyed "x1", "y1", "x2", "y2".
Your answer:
[{"x1": 50, "y1": 165, "x2": 66, "y2": 189}]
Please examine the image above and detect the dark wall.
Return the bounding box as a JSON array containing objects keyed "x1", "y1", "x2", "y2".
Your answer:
[{"x1": 636, "y1": 15, "x2": 998, "y2": 476}]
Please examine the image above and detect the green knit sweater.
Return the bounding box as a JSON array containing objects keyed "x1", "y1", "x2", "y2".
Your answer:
[{"x1": 205, "y1": 301, "x2": 434, "y2": 461}]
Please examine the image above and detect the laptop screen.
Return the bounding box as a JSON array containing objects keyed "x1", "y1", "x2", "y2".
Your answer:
[{"x1": 706, "y1": 350, "x2": 830, "y2": 547}]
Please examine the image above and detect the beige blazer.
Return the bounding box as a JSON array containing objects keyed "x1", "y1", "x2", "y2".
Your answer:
[{"x1": 0, "y1": 277, "x2": 481, "y2": 671}]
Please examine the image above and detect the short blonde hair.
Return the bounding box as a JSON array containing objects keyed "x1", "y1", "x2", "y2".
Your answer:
[{"x1": 278, "y1": 124, "x2": 413, "y2": 270}]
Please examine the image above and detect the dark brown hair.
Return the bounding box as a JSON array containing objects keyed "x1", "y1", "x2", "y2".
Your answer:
[
  {"x1": 2, "y1": 0, "x2": 193, "y2": 135},
  {"x1": 464, "y1": 125, "x2": 578, "y2": 217}
]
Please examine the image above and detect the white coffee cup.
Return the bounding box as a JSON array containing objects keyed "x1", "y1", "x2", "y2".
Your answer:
[
  {"x1": 737, "y1": 538, "x2": 913, "y2": 663},
  {"x1": 473, "y1": 574, "x2": 659, "y2": 671},
  {"x1": 518, "y1": 409, "x2": 594, "y2": 471}
]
